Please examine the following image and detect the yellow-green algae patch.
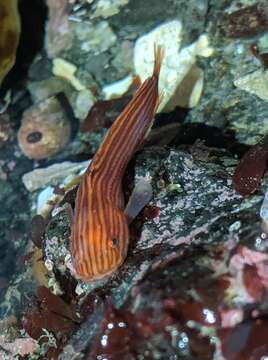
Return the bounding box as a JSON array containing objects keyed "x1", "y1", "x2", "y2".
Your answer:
[{"x1": 0, "y1": 0, "x2": 21, "y2": 85}]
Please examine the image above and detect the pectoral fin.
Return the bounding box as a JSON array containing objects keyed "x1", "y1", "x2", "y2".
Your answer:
[{"x1": 124, "y1": 178, "x2": 153, "y2": 223}]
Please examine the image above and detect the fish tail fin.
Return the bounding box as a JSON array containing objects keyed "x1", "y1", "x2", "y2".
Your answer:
[{"x1": 153, "y1": 44, "x2": 164, "y2": 78}]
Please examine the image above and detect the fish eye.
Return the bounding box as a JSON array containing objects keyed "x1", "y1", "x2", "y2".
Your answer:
[{"x1": 111, "y1": 237, "x2": 118, "y2": 247}]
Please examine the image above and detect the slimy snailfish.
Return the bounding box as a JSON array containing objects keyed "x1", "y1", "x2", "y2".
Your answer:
[{"x1": 70, "y1": 46, "x2": 164, "y2": 281}]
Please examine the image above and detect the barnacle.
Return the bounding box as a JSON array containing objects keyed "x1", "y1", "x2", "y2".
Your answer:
[
  {"x1": 0, "y1": 0, "x2": 21, "y2": 85},
  {"x1": 18, "y1": 96, "x2": 71, "y2": 160}
]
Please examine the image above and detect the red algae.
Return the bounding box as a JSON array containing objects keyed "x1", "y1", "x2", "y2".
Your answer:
[
  {"x1": 163, "y1": 297, "x2": 216, "y2": 359},
  {"x1": 88, "y1": 304, "x2": 175, "y2": 360},
  {"x1": 143, "y1": 205, "x2": 160, "y2": 221},
  {"x1": 232, "y1": 135, "x2": 268, "y2": 196},
  {"x1": 36, "y1": 287, "x2": 79, "y2": 323},
  {"x1": 163, "y1": 279, "x2": 224, "y2": 328},
  {"x1": 224, "y1": 4, "x2": 268, "y2": 38},
  {"x1": 228, "y1": 245, "x2": 268, "y2": 302},
  {"x1": 80, "y1": 96, "x2": 131, "y2": 133},
  {"x1": 243, "y1": 264, "x2": 263, "y2": 301},
  {"x1": 89, "y1": 305, "x2": 137, "y2": 359},
  {"x1": 28, "y1": 215, "x2": 46, "y2": 248},
  {"x1": 219, "y1": 319, "x2": 268, "y2": 360},
  {"x1": 22, "y1": 287, "x2": 80, "y2": 357}
]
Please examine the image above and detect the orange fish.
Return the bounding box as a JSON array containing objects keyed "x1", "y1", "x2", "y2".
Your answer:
[{"x1": 71, "y1": 46, "x2": 164, "y2": 281}]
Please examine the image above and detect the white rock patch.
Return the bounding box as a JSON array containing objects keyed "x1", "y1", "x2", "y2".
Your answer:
[
  {"x1": 92, "y1": 0, "x2": 129, "y2": 18},
  {"x1": 134, "y1": 20, "x2": 213, "y2": 112},
  {"x1": 234, "y1": 69, "x2": 268, "y2": 102},
  {"x1": 103, "y1": 75, "x2": 133, "y2": 99}
]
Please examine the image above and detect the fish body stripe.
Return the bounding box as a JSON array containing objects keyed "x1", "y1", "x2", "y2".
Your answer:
[{"x1": 71, "y1": 47, "x2": 163, "y2": 281}]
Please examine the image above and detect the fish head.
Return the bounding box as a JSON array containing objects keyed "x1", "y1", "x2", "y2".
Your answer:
[{"x1": 71, "y1": 202, "x2": 129, "y2": 281}]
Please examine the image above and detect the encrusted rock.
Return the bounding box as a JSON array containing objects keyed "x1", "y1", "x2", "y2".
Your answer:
[
  {"x1": 74, "y1": 21, "x2": 117, "y2": 55},
  {"x1": 44, "y1": 147, "x2": 241, "y2": 302},
  {"x1": 73, "y1": 89, "x2": 96, "y2": 120},
  {"x1": 46, "y1": 0, "x2": 73, "y2": 58},
  {"x1": 234, "y1": 69, "x2": 268, "y2": 102}
]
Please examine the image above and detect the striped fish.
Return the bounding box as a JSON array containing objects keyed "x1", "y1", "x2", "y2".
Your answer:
[{"x1": 71, "y1": 46, "x2": 164, "y2": 281}]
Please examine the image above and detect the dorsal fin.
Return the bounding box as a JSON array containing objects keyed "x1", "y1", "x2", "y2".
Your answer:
[{"x1": 153, "y1": 44, "x2": 164, "y2": 78}]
